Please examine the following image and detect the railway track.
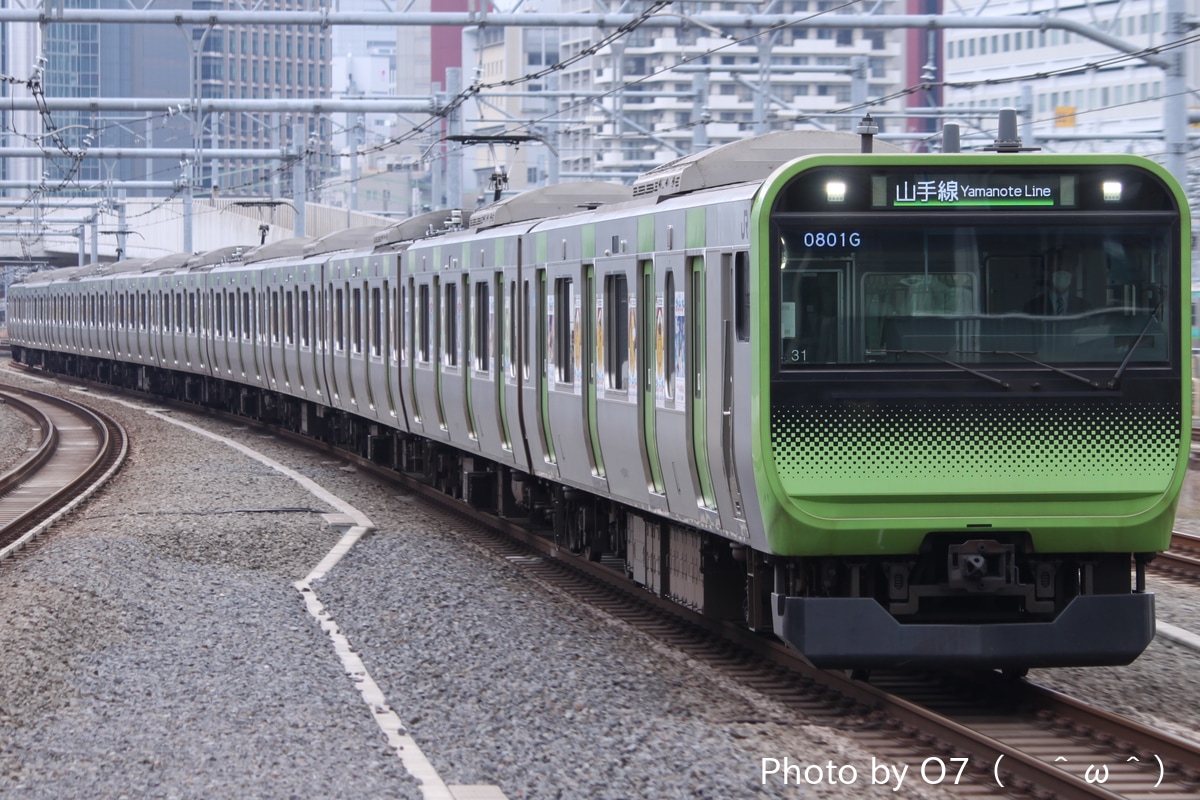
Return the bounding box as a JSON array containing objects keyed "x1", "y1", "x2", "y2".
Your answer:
[
  {"x1": 1153, "y1": 531, "x2": 1200, "y2": 583},
  {"x1": 0, "y1": 383, "x2": 127, "y2": 559},
  {"x1": 410, "y1": 492, "x2": 1200, "y2": 799},
  {"x1": 8, "y1": 365, "x2": 1200, "y2": 799}
]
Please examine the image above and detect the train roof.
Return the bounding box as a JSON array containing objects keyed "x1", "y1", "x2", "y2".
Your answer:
[
  {"x1": 468, "y1": 182, "x2": 633, "y2": 230},
  {"x1": 301, "y1": 225, "x2": 384, "y2": 257},
  {"x1": 629, "y1": 129, "x2": 904, "y2": 201},
  {"x1": 373, "y1": 208, "x2": 467, "y2": 247},
  {"x1": 185, "y1": 246, "x2": 249, "y2": 270},
  {"x1": 241, "y1": 236, "x2": 314, "y2": 264},
  {"x1": 18, "y1": 265, "x2": 91, "y2": 283}
]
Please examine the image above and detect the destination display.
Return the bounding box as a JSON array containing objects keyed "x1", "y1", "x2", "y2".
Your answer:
[{"x1": 872, "y1": 174, "x2": 1078, "y2": 210}]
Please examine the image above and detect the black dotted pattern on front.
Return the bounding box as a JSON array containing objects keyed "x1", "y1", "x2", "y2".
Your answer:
[{"x1": 770, "y1": 401, "x2": 1181, "y2": 483}]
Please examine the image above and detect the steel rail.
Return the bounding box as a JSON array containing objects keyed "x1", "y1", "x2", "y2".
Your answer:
[{"x1": 0, "y1": 384, "x2": 127, "y2": 559}]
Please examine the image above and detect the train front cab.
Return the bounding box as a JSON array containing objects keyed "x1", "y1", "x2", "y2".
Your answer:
[{"x1": 753, "y1": 154, "x2": 1191, "y2": 669}]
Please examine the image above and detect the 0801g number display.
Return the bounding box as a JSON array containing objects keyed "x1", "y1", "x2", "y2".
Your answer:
[{"x1": 804, "y1": 232, "x2": 861, "y2": 248}]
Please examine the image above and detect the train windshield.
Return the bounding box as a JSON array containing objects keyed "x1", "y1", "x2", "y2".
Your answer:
[{"x1": 774, "y1": 221, "x2": 1174, "y2": 369}]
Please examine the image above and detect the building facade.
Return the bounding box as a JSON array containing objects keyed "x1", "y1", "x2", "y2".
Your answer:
[
  {"x1": 465, "y1": 0, "x2": 905, "y2": 187},
  {"x1": 941, "y1": 0, "x2": 1197, "y2": 159}
]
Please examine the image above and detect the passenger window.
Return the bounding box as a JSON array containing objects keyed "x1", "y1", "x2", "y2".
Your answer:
[
  {"x1": 474, "y1": 279, "x2": 490, "y2": 372},
  {"x1": 734, "y1": 251, "x2": 750, "y2": 342},
  {"x1": 352, "y1": 286, "x2": 362, "y2": 354},
  {"x1": 664, "y1": 271, "x2": 676, "y2": 399},
  {"x1": 604, "y1": 273, "x2": 629, "y2": 390},
  {"x1": 555, "y1": 277, "x2": 574, "y2": 384},
  {"x1": 334, "y1": 287, "x2": 345, "y2": 351},
  {"x1": 371, "y1": 286, "x2": 382, "y2": 357},
  {"x1": 418, "y1": 283, "x2": 431, "y2": 362},
  {"x1": 445, "y1": 281, "x2": 458, "y2": 366}
]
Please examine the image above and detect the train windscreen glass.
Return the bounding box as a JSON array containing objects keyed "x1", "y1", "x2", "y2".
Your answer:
[{"x1": 771, "y1": 166, "x2": 1178, "y2": 370}]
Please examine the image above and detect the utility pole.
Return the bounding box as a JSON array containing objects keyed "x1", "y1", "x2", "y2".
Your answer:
[
  {"x1": 183, "y1": 161, "x2": 194, "y2": 253},
  {"x1": 349, "y1": 115, "x2": 362, "y2": 213},
  {"x1": 1164, "y1": 0, "x2": 1190, "y2": 189},
  {"x1": 292, "y1": 122, "x2": 306, "y2": 237},
  {"x1": 446, "y1": 68, "x2": 463, "y2": 211}
]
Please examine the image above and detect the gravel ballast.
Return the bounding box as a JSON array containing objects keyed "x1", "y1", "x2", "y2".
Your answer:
[
  {"x1": 0, "y1": 393, "x2": 36, "y2": 474},
  {"x1": 1, "y1": 367, "x2": 1198, "y2": 798}
]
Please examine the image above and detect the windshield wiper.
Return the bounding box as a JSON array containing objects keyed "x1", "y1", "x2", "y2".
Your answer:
[
  {"x1": 885, "y1": 350, "x2": 1010, "y2": 389},
  {"x1": 964, "y1": 351, "x2": 1100, "y2": 389},
  {"x1": 1107, "y1": 303, "x2": 1163, "y2": 389}
]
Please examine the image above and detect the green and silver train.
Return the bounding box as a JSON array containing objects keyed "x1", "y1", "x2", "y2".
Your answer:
[{"x1": 9, "y1": 128, "x2": 1189, "y2": 670}]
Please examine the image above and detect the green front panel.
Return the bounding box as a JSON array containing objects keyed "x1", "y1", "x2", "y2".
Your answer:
[
  {"x1": 748, "y1": 153, "x2": 1192, "y2": 556},
  {"x1": 771, "y1": 401, "x2": 1179, "y2": 498}
]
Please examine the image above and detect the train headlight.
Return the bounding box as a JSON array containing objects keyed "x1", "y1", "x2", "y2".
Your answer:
[
  {"x1": 1102, "y1": 181, "x2": 1122, "y2": 202},
  {"x1": 825, "y1": 181, "x2": 846, "y2": 203}
]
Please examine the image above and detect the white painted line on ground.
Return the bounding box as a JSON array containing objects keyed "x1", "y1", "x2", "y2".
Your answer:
[
  {"x1": 137, "y1": 408, "x2": 470, "y2": 800},
  {"x1": 1157, "y1": 621, "x2": 1200, "y2": 652}
]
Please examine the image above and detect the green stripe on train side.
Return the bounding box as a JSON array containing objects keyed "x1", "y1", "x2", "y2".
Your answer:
[
  {"x1": 582, "y1": 225, "x2": 596, "y2": 260},
  {"x1": 686, "y1": 207, "x2": 705, "y2": 249},
  {"x1": 638, "y1": 215, "x2": 654, "y2": 254}
]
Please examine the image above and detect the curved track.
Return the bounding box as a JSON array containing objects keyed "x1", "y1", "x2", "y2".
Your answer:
[{"x1": 0, "y1": 383, "x2": 127, "y2": 559}]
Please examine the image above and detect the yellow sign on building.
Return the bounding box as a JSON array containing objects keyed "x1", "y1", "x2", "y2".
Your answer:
[{"x1": 1055, "y1": 107, "x2": 1076, "y2": 128}]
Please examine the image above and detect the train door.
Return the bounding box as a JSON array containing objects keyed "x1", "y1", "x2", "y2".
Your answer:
[
  {"x1": 515, "y1": 268, "x2": 553, "y2": 473},
  {"x1": 640, "y1": 260, "x2": 665, "y2": 496},
  {"x1": 536, "y1": 270, "x2": 554, "y2": 465},
  {"x1": 689, "y1": 257, "x2": 717, "y2": 510},
  {"x1": 383, "y1": 276, "x2": 400, "y2": 422},
  {"x1": 583, "y1": 265, "x2": 604, "y2": 478},
  {"x1": 236, "y1": 287, "x2": 247, "y2": 377},
  {"x1": 314, "y1": 269, "x2": 329, "y2": 400},
  {"x1": 265, "y1": 280, "x2": 281, "y2": 390},
  {"x1": 503, "y1": 271, "x2": 524, "y2": 465},
  {"x1": 495, "y1": 271, "x2": 512, "y2": 453},
  {"x1": 325, "y1": 279, "x2": 343, "y2": 401},
  {"x1": 433, "y1": 275, "x2": 446, "y2": 428},
  {"x1": 220, "y1": 285, "x2": 232, "y2": 376},
  {"x1": 694, "y1": 251, "x2": 752, "y2": 531},
  {"x1": 252, "y1": 281, "x2": 264, "y2": 384},
  {"x1": 648, "y1": 255, "x2": 704, "y2": 522},
  {"x1": 404, "y1": 275, "x2": 422, "y2": 430},
  {"x1": 186, "y1": 283, "x2": 198, "y2": 370},
  {"x1": 461, "y1": 273, "x2": 476, "y2": 440},
  {"x1": 389, "y1": 269, "x2": 410, "y2": 429},
  {"x1": 593, "y1": 259, "x2": 656, "y2": 508}
]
